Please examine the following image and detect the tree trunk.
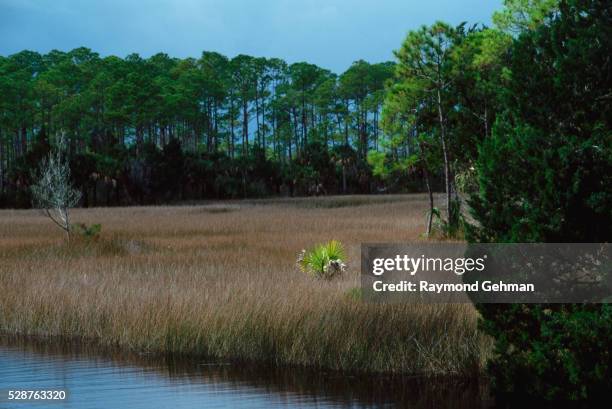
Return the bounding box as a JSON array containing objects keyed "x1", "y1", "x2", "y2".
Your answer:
[
  {"x1": 292, "y1": 108, "x2": 300, "y2": 155},
  {"x1": 21, "y1": 126, "x2": 27, "y2": 156},
  {"x1": 484, "y1": 104, "x2": 489, "y2": 139},
  {"x1": 342, "y1": 160, "x2": 347, "y2": 194},
  {"x1": 230, "y1": 99, "x2": 235, "y2": 158},
  {"x1": 343, "y1": 104, "x2": 349, "y2": 146},
  {"x1": 136, "y1": 126, "x2": 143, "y2": 157},
  {"x1": 255, "y1": 92, "x2": 261, "y2": 147},
  {"x1": 437, "y1": 88, "x2": 452, "y2": 225},
  {"x1": 242, "y1": 100, "x2": 248, "y2": 156},
  {"x1": 0, "y1": 134, "x2": 4, "y2": 194},
  {"x1": 420, "y1": 146, "x2": 434, "y2": 237},
  {"x1": 301, "y1": 92, "x2": 307, "y2": 146},
  {"x1": 64, "y1": 207, "x2": 71, "y2": 243},
  {"x1": 213, "y1": 105, "x2": 219, "y2": 152},
  {"x1": 261, "y1": 91, "x2": 266, "y2": 148},
  {"x1": 424, "y1": 168, "x2": 434, "y2": 237}
]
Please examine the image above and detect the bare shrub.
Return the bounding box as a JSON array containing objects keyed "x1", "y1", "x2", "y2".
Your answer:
[{"x1": 30, "y1": 134, "x2": 81, "y2": 241}]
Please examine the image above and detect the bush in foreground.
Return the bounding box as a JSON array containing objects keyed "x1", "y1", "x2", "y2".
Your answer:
[{"x1": 297, "y1": 240, "x2": 347, "y2": 279}]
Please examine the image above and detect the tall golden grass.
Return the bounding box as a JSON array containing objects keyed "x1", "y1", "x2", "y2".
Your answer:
[{"x1": 0, "y1": 194, "x2": 491, "y2": 375}]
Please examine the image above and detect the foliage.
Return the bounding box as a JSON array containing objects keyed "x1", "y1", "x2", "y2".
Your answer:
[
  {"x1": 480, "y1": 304, "x2": 611, "y2": 405},
  {"x1": 71, "y1": 223, "x2": 102, "y2": 240},
  {"x1": 0, "y1": 50, "x2": 396, "y2": 206},
  {"x1": 393, "y1": 22, "x2": 461, "y2": 230},
  {"x1": 380, "y1": 21, "x2": 505, "y2": 235},
  {"x1": 429, "y1": 201, "x2": 466, "y2": 239},
  {"x1": 454, "y1": 165, "x2": 478, "y2": 196},
  {"x1": 468, "y1": 0, "x2": 612, "y2": 404},
  {"x1": 493, "y1": 0, "x2": 560, "y2": 34},
  {"x1": 297, "y1": 240, "x2": 347, "y2": 280}
]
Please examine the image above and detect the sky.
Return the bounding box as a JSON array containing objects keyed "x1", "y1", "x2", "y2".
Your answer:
[{"x1": 0, "y1": 0, "x2": 503, "y2": 73}]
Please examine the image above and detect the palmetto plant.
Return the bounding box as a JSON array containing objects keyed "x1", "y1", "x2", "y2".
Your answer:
[{"x1": 297, "y1": 240, "x2": 347, "y2": 279}]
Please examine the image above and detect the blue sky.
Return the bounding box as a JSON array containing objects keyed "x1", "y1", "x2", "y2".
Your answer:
[{"x1": 0, "y1": 0, "x2": 503, "y2": 73}]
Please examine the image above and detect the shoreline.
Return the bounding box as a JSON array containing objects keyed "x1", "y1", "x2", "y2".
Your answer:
[
  {"x1": 0, "y1": 332, "x2": 488, "y2": 380},
  {"x1": 0, "y1": 334, "x2": 494, "y2": 408}
]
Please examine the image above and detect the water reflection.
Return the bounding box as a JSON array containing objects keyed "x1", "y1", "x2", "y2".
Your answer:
[{"x1": 0, "y1": 337, "x2": 492, "y2": 408}]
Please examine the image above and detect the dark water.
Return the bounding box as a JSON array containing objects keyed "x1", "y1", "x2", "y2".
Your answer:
[{"x1": 0, "y1": 337, "x2": 492, "y2": 409}]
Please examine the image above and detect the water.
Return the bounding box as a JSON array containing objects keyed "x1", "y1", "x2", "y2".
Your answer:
[{"x1": 0, "y1": 337, "x2": 491, "y2": 408}]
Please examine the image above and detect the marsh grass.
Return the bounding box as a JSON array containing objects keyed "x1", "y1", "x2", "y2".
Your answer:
[
  {"x1": 241, "y1": 194, "x2": 416, "y2": 209},
  {"x1": 0, "y1": 194, "x2": 491, "y2": 375}
]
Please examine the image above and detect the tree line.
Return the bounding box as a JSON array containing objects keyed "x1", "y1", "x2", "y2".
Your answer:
[
  {"x1": 0, "y1": 49, "x2": 399, "y2": 207},
  {"x1": 1, "y1": 0, "x2": 569, "y2": 214}
]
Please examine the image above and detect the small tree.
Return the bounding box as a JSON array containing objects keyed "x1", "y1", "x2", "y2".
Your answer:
[
  {"x1": 394, "y1": 22, "x2": 463, "y2": 231},
  {"x1": 31, "y1": 134, "x2": 81, "y2": 240},
  {"x1": 377, "y1": 81, "x2": 441, "y2": 237}
]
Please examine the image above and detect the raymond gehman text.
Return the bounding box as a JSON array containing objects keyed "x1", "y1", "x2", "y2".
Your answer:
[{"x1": 372, "y1": 280, "x2": 535, "y2": 293}]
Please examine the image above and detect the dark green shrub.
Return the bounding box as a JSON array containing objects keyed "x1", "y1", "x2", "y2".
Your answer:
[
  {"x1": 430, "y1": 200, "x2": 466, "y2": 239},
  {"x1": 72, "y1": 223, "x2": 102, "y2": 240},
  {"x1": 481, "y1": 304, "x2": 611, "y2": 405},
  {"x1": 468, "y1": 1, "x2": 612, "y2": 405}
]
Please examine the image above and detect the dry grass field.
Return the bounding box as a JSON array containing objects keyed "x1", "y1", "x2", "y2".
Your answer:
[{"x1": 0, "y1": 194, "x2": 491, "y2": 375}]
